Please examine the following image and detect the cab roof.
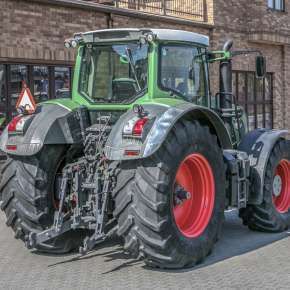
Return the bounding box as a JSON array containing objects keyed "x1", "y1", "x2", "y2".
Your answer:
[{"x1": 75, "y1": 28, "x2": 209, "y2": 46}]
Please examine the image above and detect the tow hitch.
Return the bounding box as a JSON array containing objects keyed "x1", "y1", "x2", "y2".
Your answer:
[{"x1": 26, "y1": 116, "x2": 119, "y2": 254}]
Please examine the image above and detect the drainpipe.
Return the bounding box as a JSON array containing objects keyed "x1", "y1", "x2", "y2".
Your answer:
[{"x1": 106, "y1": 13, "x2": 113, "y2": 28}]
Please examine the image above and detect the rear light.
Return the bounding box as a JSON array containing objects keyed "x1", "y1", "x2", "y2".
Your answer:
[
  {"x1": 123, "y1": 117, "x2": 149, "y2": 138},
  {"x1": 132, "y1": 118, "x2": 148, "y2": 136},
  {"x1": 6, "y1": 145, "x2": 17, "y2": 151},
  {"x1": 8, "y1": 115, "x2": 23, "y2": 133},
  {"x1": 124, "y1": 150, "x2": 140, "y2": 156},
  {"x1": 7, "y1": 115, "x2": 32, "y2": 134}
]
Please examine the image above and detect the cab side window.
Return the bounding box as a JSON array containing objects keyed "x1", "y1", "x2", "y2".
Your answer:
[{"x1": 159, "y1": 45, "x2": 208, "y2": 106}]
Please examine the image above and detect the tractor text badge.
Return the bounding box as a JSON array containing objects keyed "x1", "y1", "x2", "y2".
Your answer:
[{"x1": 16, "y1": 82, "x2": 36, "y2": 114}]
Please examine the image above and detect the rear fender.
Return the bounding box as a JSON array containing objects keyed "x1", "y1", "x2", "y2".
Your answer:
[
  {"x1": 238, "y1": 129, "x2": 288, "y2": 204},
  {"x1": 0, "y1": 104, "x2": 85, "y2": 156},
  {"x1": 105, "y1": 103, "x2": 233, "y2": 160}
]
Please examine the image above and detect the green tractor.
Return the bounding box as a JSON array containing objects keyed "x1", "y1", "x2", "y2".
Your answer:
[{"x1": 0, "y1": 29, "x2": 289, "y2": 269}]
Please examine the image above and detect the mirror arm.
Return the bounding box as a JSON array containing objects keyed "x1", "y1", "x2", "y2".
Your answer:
[
  {"x1": 208, "y1": 49, "x2": 263, "y2": 63},
  {"x1": 206, "y1": 51, "x2": 231, "y2": 63}
]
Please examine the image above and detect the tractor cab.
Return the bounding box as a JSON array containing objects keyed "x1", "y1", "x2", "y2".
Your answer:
[
  {"x1": 65, "y1": 28, "x2": 265, "y2": 147},
  {"x1": 66, "y1": 29, "x2": 210, "y2": 107}
]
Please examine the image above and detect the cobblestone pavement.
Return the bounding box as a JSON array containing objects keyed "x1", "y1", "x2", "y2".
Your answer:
[{"x1": 0, "y1": 210, "x2": 289, "y2": 290}]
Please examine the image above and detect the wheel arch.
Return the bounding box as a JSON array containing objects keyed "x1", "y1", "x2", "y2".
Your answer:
[
  {"x1": 141, "y1": 105, "x2": 233, "y2": 159},
  {"x1": 105, "y1": 103, "x2": 233, "y2": 161},
  {"x1": 238, "y1": 129, "x2": 288, "y2": 204},
  {"x1": 0, "y1": 104, "x2": 87, "y2": 156}
]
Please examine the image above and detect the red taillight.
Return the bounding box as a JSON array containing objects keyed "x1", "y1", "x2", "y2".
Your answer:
[
  {"x1": 7, "y1": 114, "x2": 32, "y2": 134},
  {"x1": 6, "y1": 145, "x2": 17, "y2": 151},
  {"x1": 124, "y1": 149, "x2": 140, "y2": 156},
  {"x1": 132, "y1": 118, "x2": 148, "y2": 136},
  {"x1": 123, "y1": 116, "x2": 150, "y2": 138},
  {"x1": 8, "y1": 115, "x2": 23, "y2": 133}
]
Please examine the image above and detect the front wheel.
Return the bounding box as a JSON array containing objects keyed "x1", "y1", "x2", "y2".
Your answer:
[
  {"x1": 240, "y1": 139, "x2": 290, "y2": 232},
  {"x1": 113, "y1": 120, "x2": 226, "y2": 269}
]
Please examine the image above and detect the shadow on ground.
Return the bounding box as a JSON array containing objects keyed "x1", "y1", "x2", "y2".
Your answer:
[{"x1": 45, "y1": 210, "x2": 290, "y2": 273}]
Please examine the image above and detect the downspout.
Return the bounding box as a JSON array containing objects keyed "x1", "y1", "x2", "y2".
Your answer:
[{"x1": 106, "y1": 13, "x2": 113, "y2": 28}]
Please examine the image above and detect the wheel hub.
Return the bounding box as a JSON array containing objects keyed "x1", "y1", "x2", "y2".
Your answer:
[
  {"x1": 272, "y1": 159, "x2": 290, "y2": 213},
  {"x1": 273, "y1": 174, "x2": 282, "y2": 197},
  {"x1": 173, "y1": 153, "x2": 215, "y2": 238},
  {"x1": 174, "y1": 185, "x2": 191, "y2": 205}
]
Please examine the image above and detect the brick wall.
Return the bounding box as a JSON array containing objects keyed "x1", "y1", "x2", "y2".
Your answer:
[
  {"x1": 0, "y1": 0, "x2": 210, "y2": 62},
  {"x1": 110, "y1": 14, "x2": 209, "y2": 34},
  {"x1": 210, "y1": 0, "x2": 290, "y2": 130},
  {"x1": 0, "y1": 0, "x2": 108, "y2": 63}
]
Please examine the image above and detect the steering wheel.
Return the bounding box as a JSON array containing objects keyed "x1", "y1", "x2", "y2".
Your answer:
[{"x1": 112, "y1": 78, "x2": 139, "y2": 100}]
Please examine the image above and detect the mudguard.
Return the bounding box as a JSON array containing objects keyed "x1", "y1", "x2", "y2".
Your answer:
[
  {"x1": 0, "y1": 104, "x2": 84, "y2": 156},
  {"x1": 105, "y1": 103, "x2": 233, "y2": 160},
  {"x1": 238, "y1": 128, "x2": 288, "y2": 204}
]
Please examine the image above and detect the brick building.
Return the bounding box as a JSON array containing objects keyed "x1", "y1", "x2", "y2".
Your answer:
[{"x1": 0, "y1": 0, "x2": 289, "y2": 131}]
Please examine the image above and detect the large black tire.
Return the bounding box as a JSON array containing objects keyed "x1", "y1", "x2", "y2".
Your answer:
[
  {"x1": 0, "y1": 145, "x2": 86, "y2": 253},
  {"x1": 113, "y1": 120, "x2": 226, "y2": 269},
  {"x1": 0, "y1": 164, "x2": 4, "y2": 189},
  {"x1": 240, "y1": 139, "x2": 290, "y2": 232},
  {"x1": 0, "y1": 151, "x2": 7, "y2": 188}
]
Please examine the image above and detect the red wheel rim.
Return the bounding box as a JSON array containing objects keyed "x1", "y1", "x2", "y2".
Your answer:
[
  {"x1": 273, "y1": 159, "x2": 290, "y2": 213},
  {"x1": 173, "y1": 153, "x2": 215, "y2": 238}
]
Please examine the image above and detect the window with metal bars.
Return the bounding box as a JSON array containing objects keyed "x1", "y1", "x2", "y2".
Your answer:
[
  {"x1": 0, "y1": 63, "x2": 72, "y2": 125},
  {"x1": 268, "y1": 0, "x2": 285, "y2": 11},
  {"x1": 232, "y1": 71, "x2": 273, "y2": 130}
]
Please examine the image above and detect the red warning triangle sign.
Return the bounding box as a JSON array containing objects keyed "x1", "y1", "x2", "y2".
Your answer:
[{"x1": 16, "y1": 82, "x2": 36, "y2": 114}]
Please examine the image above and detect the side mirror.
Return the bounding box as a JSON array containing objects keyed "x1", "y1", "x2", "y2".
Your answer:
[
  {"x1": 223, "y1": 39, "x2": 233, "y2": 52},
  {"x1": 256, "y1": 55, "x2": 266, "y2": 78}
]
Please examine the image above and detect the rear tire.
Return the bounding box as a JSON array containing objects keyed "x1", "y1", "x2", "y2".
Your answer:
[
  {"x1": 113, "y1": 120, "x2": 226, "y2": 269},
  {"x1": 239, "y1": 139, "x2": 290, "y2": 232},
  {"x1": 0, "y1": 151, "x2": 7, "y2": 195},
  {"x1": 0, "y1": 146, "x2": 86, "y2": 253}
]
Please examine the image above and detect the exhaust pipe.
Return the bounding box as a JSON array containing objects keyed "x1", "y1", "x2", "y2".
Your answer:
[{"x1": 219, "y1": 40, "x2": 233, "y2": 109}]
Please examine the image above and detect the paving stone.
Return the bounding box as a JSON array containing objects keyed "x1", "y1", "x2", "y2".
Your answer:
[{"x1": 0, "y1": 210, "x2": 289, "y2": 289}]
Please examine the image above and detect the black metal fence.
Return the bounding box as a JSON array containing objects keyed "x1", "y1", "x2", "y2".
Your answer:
[
  {"x1": 233, "y1": 71, "x2": 274, "y2": 130},
  {"x1": 115, "y1": 0, "x2": 207, "y2": 21}
]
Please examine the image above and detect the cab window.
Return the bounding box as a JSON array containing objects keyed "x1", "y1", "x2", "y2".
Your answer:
[{"x1": 159, "y1": 45, "x2": 208, "y2": 106}]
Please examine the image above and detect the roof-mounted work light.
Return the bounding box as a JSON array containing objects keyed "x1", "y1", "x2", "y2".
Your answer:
[{"x1": 64, "y1": 36, "x2": 82, "y2": 49}]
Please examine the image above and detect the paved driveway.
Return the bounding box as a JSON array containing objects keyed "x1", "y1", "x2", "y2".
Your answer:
[{"x1": 0, "y1": 210, "x2": 289, "y2": 290}]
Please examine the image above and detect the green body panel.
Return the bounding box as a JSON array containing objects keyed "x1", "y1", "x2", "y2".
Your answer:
[
  {"x1": 0, "y1": 117, "x2": 5, "y2": 128},
  {"x1": 43, "y1": 98, "x2": 81, "y2": 111},
  {"x1": 147, "y1": 98, "x2": 185, "y2": 107}
]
